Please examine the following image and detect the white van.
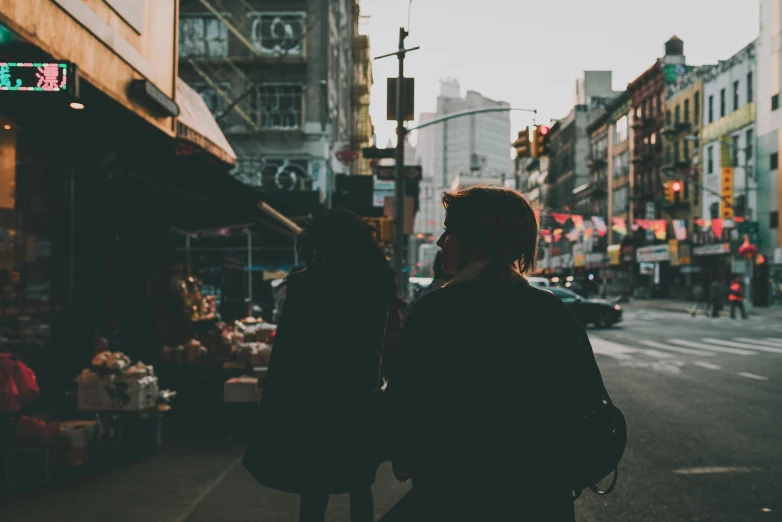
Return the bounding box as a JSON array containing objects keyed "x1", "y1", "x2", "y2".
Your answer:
[{"x1": 526, "y1": 276, "x2": 551, "y2": 288}]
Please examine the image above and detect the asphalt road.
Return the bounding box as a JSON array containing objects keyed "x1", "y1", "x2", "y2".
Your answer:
[
  {"x1": 575, "y1": 307, "x2": 782, "y2": 522},
  {"x1": 2, "y1": 308, "x2": 780, "y2": 521}
]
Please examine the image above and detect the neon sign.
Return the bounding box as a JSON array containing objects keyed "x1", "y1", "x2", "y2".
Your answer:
[{"x1": 0, "y1": 62, "x2": 69, "y2": 92}]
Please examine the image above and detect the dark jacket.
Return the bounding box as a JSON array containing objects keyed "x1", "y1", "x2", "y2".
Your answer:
[
  {"x1": 386, "y1": 268, "x2": 604, "y2": 521},
  {"x1": 243, "y1": 264, "x2": 395, "y2": 494}
]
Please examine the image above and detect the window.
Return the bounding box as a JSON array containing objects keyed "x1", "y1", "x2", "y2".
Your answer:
[
  {"x1": 179, "y1": 15, "x2": 228, "y2": 57},
  {"x1": 720, "y1": 88, "x2": 726, "y2": 117},
  {"x1": 772, "y1": 152, "x2": 779, "y2": 170},
  {"x1": 746, "y1": 129, "x2": 753, "y2": 161},
  {"x1": 732, "y1": 135, "x2": 739, "y2": 167},
  {"x1": 256, "y1": 84, "x2": 305, "y2": 129},
  {"x1": 674, "y1": 105, "x2": 680, "y2": 124},
  {"x1": 612, "y1": 186, "x2": 629, "y2": 213},
  {"x1": 684, "y1": 99, "x2": 690, "y2": 122},
  {"x1": 734, "y1": 194, "x2": 746, "y2": 218},
  {"x1": 613, "y1": 151, "x2": 629, "y2": 178},
  {"x1": 773, "y1": 94, "x2": 780, "y2": 111},
  {"x1": 733, "y1": 80, "x2": 740, "y2": 111},
  {"x1": 694, "y1": 93, "x2": 700, "y2": 124},
  {"x1": 665, "y1": 110, "x2": 671, "y2": 126},
  {"x1": 614, "y1": 115, "x2": 629, "y2": 144},
  {"x1": 771, "y1": 211, "x2": 779, "y2": 229},
  {"x1": 708, "y1": 95, "x2": 714, "y2": 123},
  {"x1": 709, "y1": 202, "x2": 720, "y2": 220},
  {"x1": 233, "y1": 156, "x2": 311, "y2": 190},
  {"x1": 192, "y1": 83, "x2": 230, "y2": 117},
  {"x1": 708, "y1": 146, "x2": 714, "y2": 174},
  {"x1": 249, "y1": 12, "x2": 306, "y2": 56},
  {"x1": 673, "y1": 141, "x2": 680, "y2": 163},
  {"x1": 747, "y1": 72, "x2": 753, "y2": 103}
]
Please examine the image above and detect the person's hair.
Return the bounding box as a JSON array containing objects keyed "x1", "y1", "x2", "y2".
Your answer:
[
  {"x1": 298, "y1": 208, "x2": 390, "y2": 273},
  {"x1": 441, "y1": 185, "x2": 538, "y2": 275}
]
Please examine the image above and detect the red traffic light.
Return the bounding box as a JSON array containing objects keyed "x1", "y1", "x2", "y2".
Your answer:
[
  {"x1": 671, "y1": 181, "x2": 683, "y2": 192},
  {"x1": 539, "y1": 125, "x2": 550, "y2": 136}
]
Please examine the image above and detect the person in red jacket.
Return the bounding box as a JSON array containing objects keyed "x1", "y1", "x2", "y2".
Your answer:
[{"x1": 728, "y1": 278, "x2": 747, "y2": 319}]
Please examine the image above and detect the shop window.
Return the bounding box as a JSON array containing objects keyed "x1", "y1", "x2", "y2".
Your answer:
[
  {"x1": 771, "y1": 152, "x2": 779, "y2": 170},
  {"x1": 709, "y1": 202, "x2": 719, "y2": 219},
  {"x1": 249, "y1": 12, "x2": 306, "y2": 56},
  {"x1": 179, "y1": 15, "x2": 228, "y2": 58},
  {"x1": 256, "y1": 84, "x2": 304, "y2": 130}
]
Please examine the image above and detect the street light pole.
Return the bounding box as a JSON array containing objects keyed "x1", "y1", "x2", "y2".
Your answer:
[{"x1": 394, "y1": 27, "x2": 408, "y2": 297}]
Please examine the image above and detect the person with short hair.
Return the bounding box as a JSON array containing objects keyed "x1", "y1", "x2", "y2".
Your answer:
[{"x1": 385, "y1": 186, "x2": 613, "y2": 521}]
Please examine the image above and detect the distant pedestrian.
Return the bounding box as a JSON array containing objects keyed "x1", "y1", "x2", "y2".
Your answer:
[
  {"x1": 728, "y1": 278, "x2": 748, "y2": 319},
  {"x1": 244, "y1": 209, "x2": 396, "y2": 522},
  {"x1": 710, "y1": 279, "x2": 723, "y2": 318},
  {"x1": 689, "y1": 284, "x2": 707, "y2": 317},
  {"x1": 384, "y1": 186, "x2": 623, "y2": 521}
]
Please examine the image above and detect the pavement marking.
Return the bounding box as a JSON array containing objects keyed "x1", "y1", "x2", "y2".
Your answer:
[
  {"x1": 762, "y1": 337, "x2": 782, "y2": 346},
  {"x1": 737, "y1": 372, "x2": 770, "y2": 381},
  {"x1": 173, "y1": 456, "x2": 243, "y2": 522},
  {"x1": 673, "y1": 466, "x2": 757, "y2": 475},
  {"x1": 638, "y1": 340, "x2": 715, "y2": 357},
  {"x1": 735, "y1": 337, "x2": 782, "y2": 348},
  {"x1": 703, "y1": 338, "x2": 782, "y2": 354},
  {"x1": 668, "y1": 339, "x2": 757, "y2": 356},
  {"x1": 588, "y1": 337, "x2": 638, "y2": 361},
  {"x1": 692, "y1": 361, "x2": 722, "y2": 370}
]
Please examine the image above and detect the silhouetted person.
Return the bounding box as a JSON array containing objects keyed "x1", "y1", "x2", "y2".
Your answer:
[
  {"x1": 728, "y1": 278, "x2": 747, "y2": 319},
  {"x1": 710, "y1": 278, "x2": 723, "y2": 318},
  {"x1": 384, "y1": 186, "x2": 612, "y2": 521},
  {"x1": 418, "y1": 251, "x2": 451, "y2": 300},
  {"x1": 244, "y1": 209, "x2": 396, "y2": 522}
]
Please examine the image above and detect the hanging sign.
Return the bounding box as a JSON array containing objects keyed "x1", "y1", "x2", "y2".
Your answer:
[
  {"x1": 721, "y1": 167, "x2": 734, "y2": 219},
  {"x1": 0, "y1": 61, "x2": 72, "y2": 92}
]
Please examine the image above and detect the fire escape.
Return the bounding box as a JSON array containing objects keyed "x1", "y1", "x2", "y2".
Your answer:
[{"x1": 351, "y1": 14, "x2": 373, "y2": 175}]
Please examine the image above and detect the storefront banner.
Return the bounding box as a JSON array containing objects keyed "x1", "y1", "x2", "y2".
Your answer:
[
  {"x1": 553, "y1": 229, "x2": 563, "y2": 242},
  {"x1": 550, "y1": 213, "x2": 570, "y2": 225},
  {"x1": 711, "y1": 218, "x2": 724, "y2": 240},
  {"x1": 653, "y1": 220, "x2": 667, "y2": 240},
  {"x1": 639, "y1": 262, "x2": 655, "y2": 275},
  {"x1": 673, "y1": 219, "x2": 688, "y2": 240},
  {"x1": 678, "y1": 243, "x2": 692, "y2": 265},
  {"x1": 669, "y1": 240, "x2": 680, "y2": 266},
  {"x1": 612, "y1": 217, "x2": 627, "y2": 237},
  {"x1": 721, "y1": 168, "x2": 734, "y2": 219},
  {"x1": 572, "y1": 215, "x2": 585, "y2": 231},
  {"x1": 592, "y1": 217, "x2": 607, "y2": 236},
  {"x1": 635, "y1": 219, "x2": 652, "y2": 230},
  {"x1": 584, "y1": 228, "x2": 593, "y2": 240},
  {"x1": 607, "y1": 245, "x2": 621, "y2": 266},
  {"x1": 586, "y1": 253, "x2": 607, "y2": 268},
  {"x1": 693, "y1": 243, "x2": 731, "y2": 256},
  {"x1": 636, "y1": 244, "x2": 671, "y2": 263}
]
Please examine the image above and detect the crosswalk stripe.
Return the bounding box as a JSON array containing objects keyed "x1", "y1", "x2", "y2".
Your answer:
[
  {"x1": 668, "y1": 339, "x2": 756, "y2": 356},
  {"x1": 693, "y1": 361, "x2": 721, "y2": 370},
  {"x1": 735, "y1": 338, "x2": 782, "y2": 348},
  {"x1": 704, "y1": 338, "x2": 782, "y2": 354},
  {"x1": 762, "y1": 337, "x2": 782, "y2": 346},
  {"x1": 638, "y1": 340, "x2": 715, "y2": 357},
  {"x1": 737, "y1": 372, "x2": 770, "y2": 381},
  {"x1": 589, "y1": 337, "x2": 637, "y2": 361},
  {"x1": 636, "y1": 348, "x2": 675, "y2": 359}
]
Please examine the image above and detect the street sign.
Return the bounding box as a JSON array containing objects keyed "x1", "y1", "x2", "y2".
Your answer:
[
  {"x1": 362, "y1": 147, "x2": 396, "y2": 159},
  {"x1": 0, "y1": 61, "x2": 72, "y2": 93},
  {"x1": 738, "y1": 220, "x2": 761, "y2": 245},
  {"x1": 386, "y1": 77, "x2": 415, "y2": 121},
  {"x1": 375, "y1": 165, "x2": 422, "y2": 181}
]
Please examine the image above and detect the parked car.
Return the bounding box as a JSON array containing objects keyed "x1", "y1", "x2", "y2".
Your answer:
[
  {"x1": 526, "y1": 276, "x2": 551, "y2": 288},
  {"x1": 547, "y1": 287, "x2": 623, "y2": 328}
]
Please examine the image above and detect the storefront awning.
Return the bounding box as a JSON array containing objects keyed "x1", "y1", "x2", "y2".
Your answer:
[{"x1": 175, "y1": 79, "x2": 236, "y2": 166}]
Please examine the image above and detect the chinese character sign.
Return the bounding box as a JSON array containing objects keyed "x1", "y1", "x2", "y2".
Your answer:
[
  {"x1": 721, "y1": 167, "x2": 734, "y2": 219},
  {"x1": 0, "y1": 62, "x2": 68, "y2": 92}
]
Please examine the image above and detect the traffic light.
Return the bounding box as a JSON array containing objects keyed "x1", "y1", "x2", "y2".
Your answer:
[
  {"x1": 513, "y1": 127, "x2": 531, "y2": 159},
  {"x1": 532, "y1": 125, "x2": 551, "y2": 158},
  {"x1": 671, "y1": 180, "x2": 683, "y2": 201},
  {"x1": 664, "y1": 181, "x2": 673, "y2": 202}
]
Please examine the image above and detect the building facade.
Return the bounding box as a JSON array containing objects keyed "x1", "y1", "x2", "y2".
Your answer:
[
  {"x1": 178, "y1": 0, "x2": 366, "y2": 209},
  {"x1": 757, "y1": 0, "x2": 782, "y2": 306},
  {"x1": 607, "y1": 92, "x2": 633, "y2": 245},
  {"x1": 663, "y1": 65, "x2": 708, "y2": 230},
  {"x1": 413, "y1": 79, "x2": 512, "y2": 239}
]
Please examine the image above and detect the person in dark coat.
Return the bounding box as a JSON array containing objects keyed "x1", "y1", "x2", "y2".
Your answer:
[
  {"x1": 384, "y1": 186, "x2": 612, "y2": 521},
  {"x1": 417, "y1": 251, "x2": 451, "y2": 300},
  {"x1": 243, "y1": 209, "x2": 396, "y2": 522}
]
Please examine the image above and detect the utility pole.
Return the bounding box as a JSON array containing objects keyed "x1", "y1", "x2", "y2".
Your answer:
[{"x1": 376, "y1": 28, "x2": 419, "y2": 296}]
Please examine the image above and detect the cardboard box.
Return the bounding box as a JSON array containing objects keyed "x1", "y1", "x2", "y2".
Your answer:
[
  {"x1": 224, "y1": 377, "x2": 261, "y2": 403},
  {"x1": 77, "y1": 376, "x2": 159, "y2": 412}
]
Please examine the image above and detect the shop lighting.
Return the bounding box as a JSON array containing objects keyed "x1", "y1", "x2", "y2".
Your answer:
[
  {"x1": 566, "y1": 276, "x2": 574, "y2": 282},
  {"x1": 2, "y1": 124, "x2": 10, "y2": 130},
  {"x1": 69, "y1": 101, "x2": 85, "y2": 110}
]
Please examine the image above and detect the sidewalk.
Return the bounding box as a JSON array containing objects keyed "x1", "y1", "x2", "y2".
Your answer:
[
  {"x1": 623, "y1": 297, "x2": 782, "y2": 319},
  {"x1": 0, "y1": 441, "x2": 411, "y2": 522}
]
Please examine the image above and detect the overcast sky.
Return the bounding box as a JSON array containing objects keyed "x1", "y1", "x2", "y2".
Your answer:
[{"x1": 365, "y1": 0, "x2": 759, "y2": 149}]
